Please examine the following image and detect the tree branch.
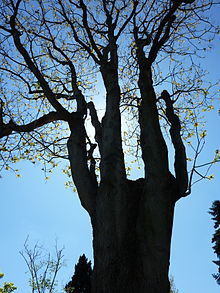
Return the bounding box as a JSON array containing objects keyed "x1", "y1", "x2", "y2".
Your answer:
[
  {"x1": 57, "y1": 0, "x2": 101, "y2": 64},
  {"x1": 9, "y1": 3, "x2": 70, "y2": 119},
  {"x1": 87, "y1": 101, "x2": 102, "y2": 150},
  {"x1": 79, "y1": 0, "x2": 103, "y2": 61},
  {"x1": 147, "y1": 0, "x2": 195, "y2": 64},
  {"x1": 46, "y1": 35, "x2": 87, "y2": 115},
  {"x1": 115, "y1": 0, "x2": 138, "y2": 40},
  {"x1": 68, "y1": 118, "x2": 97, "y2": 215},
  {"x1": 134, "y1": 22, "x2": 169, "y2": 181},
  {"x1": 148, "y1": 13, "x2": 177, "y2": 63},
  {"x1": 0, "y1": 99, "x2": 3, "y2": 126},
  {"x1": 0, "y1": 111, "x2": 64, "y2": 139},
  {"x1": 160, "y1": 90, "x2": 188, "y2": 198}
]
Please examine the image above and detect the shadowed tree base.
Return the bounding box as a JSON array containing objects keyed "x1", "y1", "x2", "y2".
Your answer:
[{"x1": 91, "y1": 178, "x2": 175, "y2": 293}]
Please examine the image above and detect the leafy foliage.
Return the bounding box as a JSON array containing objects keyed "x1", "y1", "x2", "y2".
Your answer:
[
  {"x1": 169, "y1": 276, "x2": 179, "y2": 293},
  {"x1": 209, "y1": 200, "x2": 220, "y2": 285},
  {"x1": 0, "y1": 0, "x2": 219, "y2": 185},
  {"x1": 0, "y1": 274, "x2": 17, "y2": 293}
]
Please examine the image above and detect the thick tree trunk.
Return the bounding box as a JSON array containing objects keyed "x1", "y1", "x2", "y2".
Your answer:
[
  {"x1": 67, "y1": 26, "x2": 184, "y2": 292},
  {"x1": 91, "y1": 177, "x2": 175, "y2": 293}
]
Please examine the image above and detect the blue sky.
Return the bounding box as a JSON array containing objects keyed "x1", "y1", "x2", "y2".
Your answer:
[
  {"x1": 0, "y1": 163, "x2": 93, "y2": 291},
  {"x1": 0, "y1": 4, "x2": 220, "y2": 293}
]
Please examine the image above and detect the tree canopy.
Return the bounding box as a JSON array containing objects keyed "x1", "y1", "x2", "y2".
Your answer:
[{"x1": 0, "y1": 0, "x2": 219, "y2": 184}]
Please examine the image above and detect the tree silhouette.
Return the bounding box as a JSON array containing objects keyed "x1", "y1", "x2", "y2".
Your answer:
[
  {"x1": 209, "y1": 201, "x2": 220, "y2": 285},
  {"x1": 65, "y1": 255, "x2": 92, "y2": 293},
  {"x1": 0, "y1": 0, "x2": 219, "y2": 292}
]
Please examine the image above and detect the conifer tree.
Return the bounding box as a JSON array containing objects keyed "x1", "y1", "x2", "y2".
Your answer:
[
  {"x1": 209, "y1": 201, "x2": 220, "y2": 285},
  {"x1": 65, "y1": 255, "x2": 92, "y2": 293}
]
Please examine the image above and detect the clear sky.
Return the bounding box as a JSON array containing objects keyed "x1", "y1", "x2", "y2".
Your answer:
[{"x1": 0, "y1": 4, "x2": 220, "y2": 293}]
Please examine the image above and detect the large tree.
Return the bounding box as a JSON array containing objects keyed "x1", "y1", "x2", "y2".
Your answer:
[{"x1": 0, "y1": 0, "x2": 219, "y2": 292}]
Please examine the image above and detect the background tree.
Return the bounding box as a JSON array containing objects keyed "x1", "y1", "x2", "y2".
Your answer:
[
  {"x1": 1, "y1": 243, "x2": 65, "y2": 293},
  {"x1": 209, "y1": 200, "x2": 220, "y2": 285},
  {"x1": 20, "y1": 240, "x2": 64, "y2": 293},
  {"x1": 65, "y1": 254, "x2": 92, "y2": 293},
  {"x1": 169, "y1": 276, "x2": 179, "y2": 293},
  {"x1": 0, "y1": 0, "x2": 219, "y2": 292}
]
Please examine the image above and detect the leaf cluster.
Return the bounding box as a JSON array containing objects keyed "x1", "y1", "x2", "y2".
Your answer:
[
  {"x1": 0, "y1": 274, "x2": 17, "y2": 293},
  {"x1": 0, "y1": 0, "x2": 219, "y2": 189}
]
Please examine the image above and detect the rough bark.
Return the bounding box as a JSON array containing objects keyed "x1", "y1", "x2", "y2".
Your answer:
[
  {"x1": 99, "y1": 61, "x2": 126, "y2": 183},
  {"x1": 91, "y1": 177, "x2": 175, "y2": 293},
  {"x1": 84, "y1": 54, "x2": 177, "y2": 293}
]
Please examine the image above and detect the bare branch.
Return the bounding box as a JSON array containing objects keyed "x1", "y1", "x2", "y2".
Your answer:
[
  {"x1": 79, "y1": 0, "x2": 103, "y2": 61},
  {"x1": 8, "y1": 3, "x2": 70, "y2": 118},
  {"x1": 115, "y1": 0, "x2": 138, "y2": 40},
  {"x1": 19, "y1": 238, "x2": 64, "y2": 293},
  {"x1": 0, "y1": 111, "x2": 65, "y2": 139},
  {"x1": 57, "y1": 0, "x2": 101, "y2": 64},
  {"x1": 148, "y1": 3, "x2": 180, "y2": 63}
]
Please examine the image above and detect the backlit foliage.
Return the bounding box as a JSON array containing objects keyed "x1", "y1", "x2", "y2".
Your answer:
[{"x1": 0, "y1": 0, "x2": 219, "y2": 189}]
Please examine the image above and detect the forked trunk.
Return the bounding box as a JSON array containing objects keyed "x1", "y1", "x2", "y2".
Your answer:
[
  {"x1": 91, "y1": 177, "x2": 175, "y2": 293},
  {"x1": 67, "y1": 32, "x2": 183, "y2": 293}
]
